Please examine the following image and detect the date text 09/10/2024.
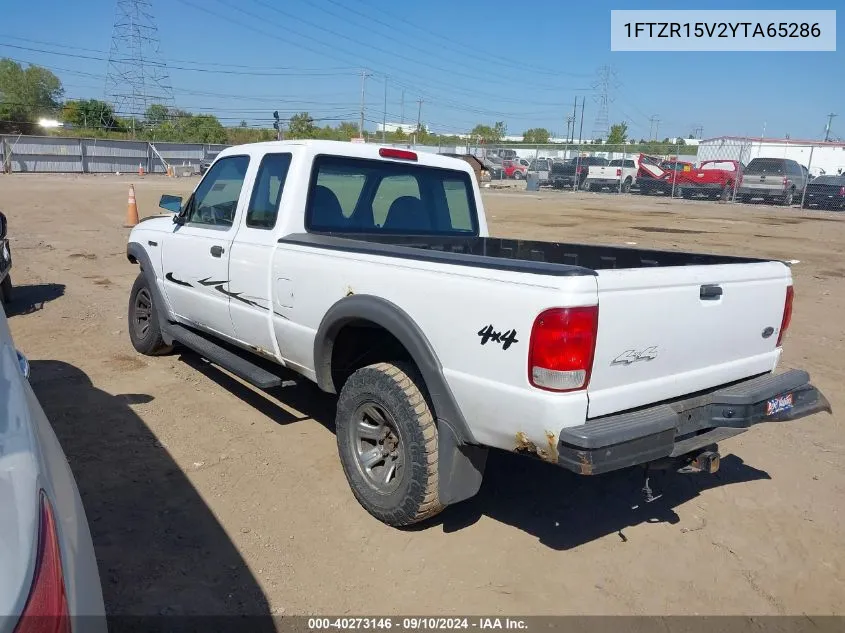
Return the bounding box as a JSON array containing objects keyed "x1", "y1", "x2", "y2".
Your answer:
[{"x1": 307, "y1": 618, "x2": 528, "y2": 630}]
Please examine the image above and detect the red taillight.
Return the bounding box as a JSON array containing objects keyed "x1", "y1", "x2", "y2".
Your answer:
[
  {"x1": 782, "y1": 177, "x2": 788, "y2": 187},
  {"x1": 528, "y1": 306, "x2": 599, "y2": 392},
  {"x1": 616, "y1": 168, "x2": 622, "y2": 177},
  {"x1": 378, "y1": 148, "x2": 417, "y2": 161},
  {"x1": 14, "y1": 494, "x2": 70, "y2": 633},
  {"x1": 776, "y1": 285, "x2": 794, "y2": 347},
  {"x1": 839, "y1": 186, "x2": 845, "y2": 196}
]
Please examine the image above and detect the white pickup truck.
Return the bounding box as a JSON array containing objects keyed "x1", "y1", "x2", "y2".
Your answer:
[
  {"x1": 586, "y1": 158, "x2": 638, "y2": 193},
  {"x1": 126, "y1": 140, "x2": 830, "y2": 527}
]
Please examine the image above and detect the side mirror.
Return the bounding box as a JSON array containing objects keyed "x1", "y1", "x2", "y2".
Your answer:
[
  {"x1": 159, "y1": 194, "x2": 183, "y2": 213},
  {"x1": 0, "y1": 212, "x2": 6, "y2": 239}
]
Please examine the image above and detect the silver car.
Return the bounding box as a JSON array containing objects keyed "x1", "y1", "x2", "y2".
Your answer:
[{"x1": 0, "y1": 306, "x2": 106, "y2": 632}]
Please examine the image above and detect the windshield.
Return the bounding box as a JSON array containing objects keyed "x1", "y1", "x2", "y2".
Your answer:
[
  {"x1": 812, "y1": 175, "x2": 845, "y2": 185},
  {"x1": 746, "y1": 159, "x2": 786, "y2": 175}
]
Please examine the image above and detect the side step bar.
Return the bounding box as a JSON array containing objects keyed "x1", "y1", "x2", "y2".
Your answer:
[{"x1": 164, "y1": 323, "x2": 283, "y2": 390}]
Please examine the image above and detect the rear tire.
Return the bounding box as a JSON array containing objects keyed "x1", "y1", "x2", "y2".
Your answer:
[
  {"x1": 336, "y1": 362, "x2": 444, "y2": 527},
  {"x1": 621, "y1": 178, "x2": 632, "y2": 194},
  {"x1": 720, "y1": 183, "x2": 732, "y2": 201},
  {"x1": 783, "y1": 188, "x2": 795, "y2": 206},
  {"x1": 128, "y1": 273, "x2": 173, "y2": 356}
]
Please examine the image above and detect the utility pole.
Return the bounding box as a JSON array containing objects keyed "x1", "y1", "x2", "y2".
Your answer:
[
  {"x1": 382, "y1": 75, "x2": 388, "y2": 142},
  {"x1": 824, "y1": 113, "x2": 837, "y2": 141},
  {"x1": 578, "y1": 98, "x2": 585, "y2": 144},
  {"x1": 416, "y1": 97, "x2": 424, "y2": 136},
  {"x1": 359, "y1": 69, "x2": 371, "y2": 138},
  {"x1": 570, "y1": 97, "x2": 578, "y2": 143}
]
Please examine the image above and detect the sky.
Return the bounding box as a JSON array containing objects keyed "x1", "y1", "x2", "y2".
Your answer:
[{"x1": 1, "y1": 0, "x2": 842, "y2": 141}]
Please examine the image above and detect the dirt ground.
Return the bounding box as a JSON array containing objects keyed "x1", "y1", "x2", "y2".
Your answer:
[{"x1": 2, "y1": 174, "x2": 843, "y2": 617}]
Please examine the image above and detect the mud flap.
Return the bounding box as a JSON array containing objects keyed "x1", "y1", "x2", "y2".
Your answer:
[{"x1": 437, "y1": 421, "x2": 488, "y2": 506}]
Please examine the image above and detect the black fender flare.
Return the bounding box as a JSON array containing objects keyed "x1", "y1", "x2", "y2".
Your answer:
[
  {"x1": 127, "y1": 242, "x2": 174, "y2": 342},
  {"x1": 314, "y1": 294, "x2": 476, "y2": 445},
  {"x1": 313, "y1": 294, "x2": 486, "y2": 505}
]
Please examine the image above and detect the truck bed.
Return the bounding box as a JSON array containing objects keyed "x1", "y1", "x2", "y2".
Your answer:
[{"x1": 279, "y1": 232, "x2": 767, "y2": 274}]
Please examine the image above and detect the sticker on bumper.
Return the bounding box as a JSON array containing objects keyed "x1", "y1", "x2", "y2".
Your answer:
[{"x1": 766, "y1": 393, "x2": 794, "y2": 416}]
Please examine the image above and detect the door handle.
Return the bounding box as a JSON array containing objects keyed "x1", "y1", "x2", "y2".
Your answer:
[
  {"x1": 210, "y1": 245, "x2": 224, "y2": 258},
  {"x1": 700, "y1": 284, "x2": 723, "y2": 300}
]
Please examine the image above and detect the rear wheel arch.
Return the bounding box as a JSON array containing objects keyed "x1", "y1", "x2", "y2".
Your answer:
[{"x1": 313, "y1": 294, "x2": 476, "y2": 446}]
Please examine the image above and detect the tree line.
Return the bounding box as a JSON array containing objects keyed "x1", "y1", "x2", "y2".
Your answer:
[{"x1": 1, "y1": 58, "x2": 694, "y2": 154}]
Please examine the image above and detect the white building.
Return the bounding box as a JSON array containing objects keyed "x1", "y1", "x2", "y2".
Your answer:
[
  {"x1": 376, "y1": 121, "x2": 429, "y2": 134},
  {"x1": 698, "y1": 136, "x2": 845, "y2": 176}
]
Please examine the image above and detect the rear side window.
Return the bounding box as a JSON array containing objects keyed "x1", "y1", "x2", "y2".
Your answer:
[
  {"x1": 306, "y1": 155, "x2": 478, "y2": 235},
  {"x1": 746, "y1": 159, "x2": 786, "y2": 175},
  {"x1": 246, "y1": 153, "x2": 292, "y2": 229}
]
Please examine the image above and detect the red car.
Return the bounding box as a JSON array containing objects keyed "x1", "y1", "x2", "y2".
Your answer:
[
  {"x1": 671, "y1": 159, "x2": 744, "y2": 201},
  {"x1": 635, "y1": 154, "x2": 694, "y2": 195},
  {"x1": 502, "y1": 159, "x2": 528, "y2": 180}
]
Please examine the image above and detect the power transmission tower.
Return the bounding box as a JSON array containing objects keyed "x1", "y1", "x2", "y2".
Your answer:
[
  {"x1": 824, "y1": 113, "x2": 837, "y2": 142},
  {"x1": 104, "y1": 0, "x2": 175, "y2": 137},
  {"x1": 591, "y1": 66, "x2": 616, "y2": 141},
  {"x1": 648, "y1": 115, "x2": 661, "y2": 140},
  {"x1": 692, "y1": 124, "x2": 704, "y2": 138}
]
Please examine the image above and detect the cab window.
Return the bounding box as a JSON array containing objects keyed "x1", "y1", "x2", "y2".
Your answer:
[
  {"x1": 186, "y1": 155, "x2": 250, "y2": 228},
  {"x1": 246, "y1": 153, "x2": 292, "y2": 229},
  {"x1": 306, "y1": 155, "x2": 478, "y2": 235}
]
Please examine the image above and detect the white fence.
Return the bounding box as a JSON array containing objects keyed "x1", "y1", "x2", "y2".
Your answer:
[{"x1": 0, "y1": 135, "x2": 227, "y2": 174}]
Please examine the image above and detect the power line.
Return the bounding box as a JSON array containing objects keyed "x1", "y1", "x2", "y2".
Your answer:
[
  {"x1": 242, "y1": 0, "x2": 583, "y2": 93},
  {"x1": 314, "y1": 0, "x2": 590, "y2": 81}
]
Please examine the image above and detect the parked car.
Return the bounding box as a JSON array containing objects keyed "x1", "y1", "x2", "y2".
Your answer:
[
  {"x1": 634, "y1": 155, "x2": 693, "y2": 195},
  {"x1": 736, "y1": 158, "x2": 808, "y2": 206},
  {"x1": 0, "y1": 211, "x2": 11, "y2": 304},
  {"x1": 528, "y1": 158, "x2": 554, "y2": 186},
  {"x1": 502, "y1": 159, "x2": 528, "y2": 180},
  {"x1": 0, "y1": 307, "x2": 107, "y2": 630},
  {"x1": 550, "y1": 156, "x2": 609, "y2": 189},
  {"x1": 672, "y1": 160, "x2": 744, "y2": 201},
  {"x1": 801, "y1": 174, "x2": 845, "y2": 210},
  {"x1": 126, "y1": 140, "x2": 830, "y2": 527},
  {"x1": 586, "y1": 158, "x2": 637, "y2": 192}
]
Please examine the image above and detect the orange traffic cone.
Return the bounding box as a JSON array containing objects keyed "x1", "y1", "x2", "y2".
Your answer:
[
  {"x1": 138, "y1": 163, "x2": 145, "y2": 177},
  {"x1": 125, "y1": 184, "x2": 139, "y2": 227}
]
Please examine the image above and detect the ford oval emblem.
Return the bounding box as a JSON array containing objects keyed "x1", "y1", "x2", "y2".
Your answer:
[{"x1": 762, "y1": 326, "x2": 775, "y2": 339}]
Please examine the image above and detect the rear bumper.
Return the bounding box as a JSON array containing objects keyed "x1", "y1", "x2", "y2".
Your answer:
[
  {"x1": 737, "y1": 186, "x2": 786, "y2": 198},
  {"x1": 557, "y1": 369, "x2": 830, "y2": 475},
  {"x1": 682, "y1": 182, "x2": 724, "y2": 191}
]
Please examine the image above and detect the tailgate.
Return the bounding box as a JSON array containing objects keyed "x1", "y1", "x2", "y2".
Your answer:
[
  {"x1": 587, "y1": 261, "x2": 791, "y2": 418},
  {"x1": 742, "y1": 174, "x2": 782, "y2": 190}
]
